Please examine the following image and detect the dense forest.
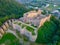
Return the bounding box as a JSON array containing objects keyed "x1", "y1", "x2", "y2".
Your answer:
[
  {"x1": 0, "y1": 0, "x2": 31, "y2": 26},
  {"x1": 36, "y1": 16, "x2": 60, "y2": 45}
]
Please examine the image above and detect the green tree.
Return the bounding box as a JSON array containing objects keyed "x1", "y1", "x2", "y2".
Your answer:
[
  {"x1": 0, "y1": 0, "x2": 32, "y2": 26},
  {"x1": 36, "y1": 21, "x2": 57, "y2": 43}
]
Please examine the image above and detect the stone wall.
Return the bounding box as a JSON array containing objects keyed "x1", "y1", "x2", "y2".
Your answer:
[
  {"x1": 0, "y1": 19, "x2": 15, "y2": 38},
  {"x1": 39, "y1": 14, "x2": 51, "y2": 27},
  {"x1": 24, "y1": 9, "x2": 42, "y2": 18}
]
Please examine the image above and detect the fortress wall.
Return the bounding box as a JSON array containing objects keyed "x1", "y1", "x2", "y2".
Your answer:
[
  {"x1": 24, "y1": 9, "x2": 42, "y2": 18},
  {"x1": 0, "y1": 28, "x2": 4, "y2": 34},
  {"x1": 0, "y1": 33, "x2": 2, "y2": 38},
  {"x1": 2, "y1": 25, "x2": 7, "y2": 31},
  {"x1": 39, "y1": 14, "x2": 51, "y2": 27},
  {"x1": 4, "y1": 22, "x2": 9, "y2": 28},
  {"x1": 0, "y1": 19, "x2": 15, "y2": 38}
]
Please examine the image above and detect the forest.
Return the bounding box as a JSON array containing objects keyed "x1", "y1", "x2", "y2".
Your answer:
[
  {"x1": 0, "y1": 0, "x2": 31, "y2": 26},
  {"x1": 36, "y1": 16, "x2": 60, "y2": 45}
]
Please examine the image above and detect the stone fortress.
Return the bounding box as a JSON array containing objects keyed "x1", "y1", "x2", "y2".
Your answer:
[
  {"x1": 20, "y1": 9, "x2": 51, "y2": 27},
  {"x1": 0, "y1": 9, "x2": 51, "y2": 41}
]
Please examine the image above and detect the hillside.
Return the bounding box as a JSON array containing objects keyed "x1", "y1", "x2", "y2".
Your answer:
[
  {"x1": 36, "y1": 16, "x2": 60, "y2": 44},
  {"x1": 0, "y1": 0, "x2": 31, "y2": 26}
]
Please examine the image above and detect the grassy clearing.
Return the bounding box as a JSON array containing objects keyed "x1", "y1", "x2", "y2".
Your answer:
[
  {"x1": 26, "y1": 26, "x2": 35, "y2": 35},
  {"x1": 0, "y1": 33, "x2": 20, "y2": 45},
  {"x1": 18, "y1": 22, "x2": 21, "y2": 26}
]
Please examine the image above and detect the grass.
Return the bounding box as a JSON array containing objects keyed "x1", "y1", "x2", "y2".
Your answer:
[
  {"x1": 26, "y1": 26, "x2": 35, "y2": 35},
  {"x1": 14, "y1": 22, "x2": 21, "y2": 26},
  {"x1": 26, "y1": 26, "x2": 34, "y2": 32},
  {"x1": 31, "y1": 24, "x2": 37, "y2": 28},
  {"x1": 32, "y1": 32, "x2": 36, "y2": 35},
  {"x1": 21, "y1": 24, "x2": 26, "y2": 28},
  {"x1": 0, "y1": 33, "x2": 20, "y2": 45},
  {"x1": 23, "y1": 35, "x2": 29, "y2": 41},
  {"x1": 18, "y1": 22, "x2": 21, "y2": 26},
  {"x1": 16, "y1": 30, "x2": 22, "y2": 38}
]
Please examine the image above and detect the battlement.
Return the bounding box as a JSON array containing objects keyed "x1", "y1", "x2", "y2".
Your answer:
[{"x1": 0, "y1": 19, "x2": 15, "y2": 38}]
